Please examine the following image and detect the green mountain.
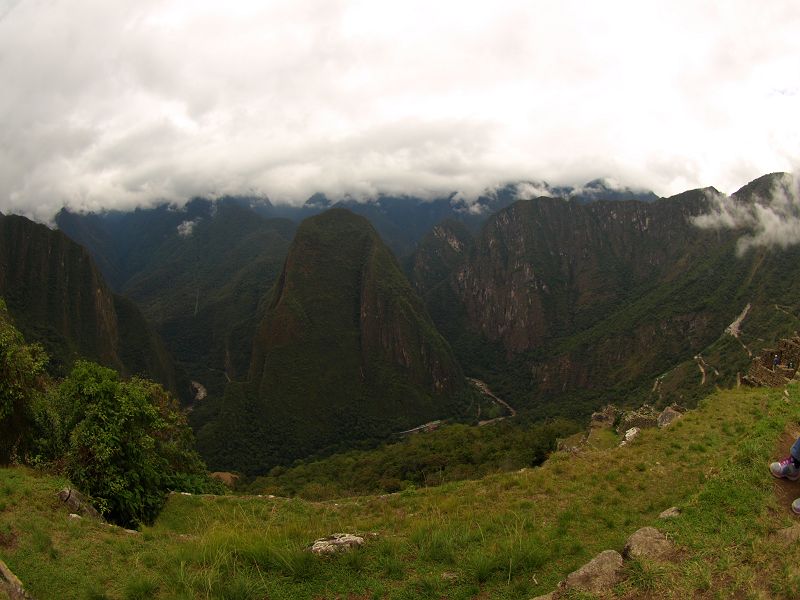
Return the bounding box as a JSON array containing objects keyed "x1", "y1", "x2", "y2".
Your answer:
[
  {"x1": 195, "y1": 209, "x2": 468, "y2": 474},
  {"x1": 0, "y1": 213, "x2": 187, "y2": 397},
  {"x1": 57, "y1": 199, "x2": 296, "y2": 399},
  {"x1": 412, "y1": 173, "x2": 800, "y2": 418}
]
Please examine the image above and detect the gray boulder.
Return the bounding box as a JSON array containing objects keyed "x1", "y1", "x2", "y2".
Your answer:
[
  {"x1": 309, "y1": 533, "x2": 364, "y2": 555},
  {"x1": 623, "y1": 527, "x2": 674, "y2": 562},
  {"x1": 57, "y1": 488, "x2": 102, "y2": 521},
  {"x1": 658, "y1": 405, "x2": 684, "y2": 428},
  {"x1": 562, "y1": 549, "x2": 624, "y2": 593}
]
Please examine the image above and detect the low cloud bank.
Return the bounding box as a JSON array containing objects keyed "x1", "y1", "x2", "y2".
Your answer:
[{"x1": 692, "y1": 173, "x2": 800, "y2": 254}]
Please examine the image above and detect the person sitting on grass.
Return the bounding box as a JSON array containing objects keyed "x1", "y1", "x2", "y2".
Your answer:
[{"x1": 771, "y1": 441, "x2": 800, "y2": 514}]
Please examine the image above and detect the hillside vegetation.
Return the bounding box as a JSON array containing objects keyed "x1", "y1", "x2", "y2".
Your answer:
[{"x1": 4, "y1": 383, "x2": 800, "y2": 598}]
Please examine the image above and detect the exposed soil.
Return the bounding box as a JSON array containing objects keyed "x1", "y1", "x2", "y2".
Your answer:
[
  {"x1": 772, "y1": 428, "x2": 800, "y2": 517},
  {"x1": 0, "y1": 528, "x2": 17, "y2": 549}
]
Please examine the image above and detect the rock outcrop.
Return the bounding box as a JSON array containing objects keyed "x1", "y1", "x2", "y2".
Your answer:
[
  {"x1": 562, "y1": 550, "x2": 624, "y2": 593},
  {"x1": 657, "y1": 405, "x2": 685, "y2": 428},
  {"x1": 57, "y1": 488, "x2": 102, "y2": 521},
  {"x1": 623, "y1": 527, "x2": 675, "y2": 562},
  {"x1": 535, "y1": 527, "x2": 676, "y2": 598},
  {"x1": 309, "y1": 533, "x2": 365, "y2": 555},
  {"x1": 0, "y1": 213, "x2": 187, "y2": 397}
]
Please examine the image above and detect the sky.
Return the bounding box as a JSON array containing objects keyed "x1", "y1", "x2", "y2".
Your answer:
[{"x1": 1, "y1": 0, "x2": 799, "y2": 220}]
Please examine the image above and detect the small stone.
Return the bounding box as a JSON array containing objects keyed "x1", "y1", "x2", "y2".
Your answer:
[
  {"x1": 619, "y1": 427, "x2": 640, "y2": 446},
  {"x1": 623, "y1": 527, "x2": 674, "y2": 562},
  {"x1": 180, "y1": 492, "x2": 192, "y2": 496},
  {"x1": 124, "y1": 529, "x2": 138, "y2": 534},
  {"x1": 68, "y1": 513, "x2": 81, "y2": 520},
  {"x1": 441, "y1": 571, "x2": 458, "y2": 581},
  {"x1": 659, "y1": 506, "x2": 681, "y2": 519},
  {"x1": 309, "y1": 533, "x2": 364, "y2": 555},
  {"x1": 562, "y1": 549, "x2": 623, "y2": 593}
]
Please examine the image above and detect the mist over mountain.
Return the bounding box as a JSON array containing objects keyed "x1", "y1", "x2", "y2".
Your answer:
[
  {"x1": 34, "y1": 171, "x2": 800, "y2": 474},
  {"x1": 412, "y1": 172, "x2": 800, "y2": 417}
]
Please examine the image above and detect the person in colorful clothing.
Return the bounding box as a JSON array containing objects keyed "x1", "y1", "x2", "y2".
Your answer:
[{"x1": 771, "y1": 439, "x2": 800, "y2": 514}]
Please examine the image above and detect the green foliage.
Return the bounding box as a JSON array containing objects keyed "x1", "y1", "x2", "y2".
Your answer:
[
  {"x1": 47, "y1": 361, "x2": 214, "y2": 527},
  {"x1": 242, "y1": 417, "x2": 580, "y2": 498},
  {"x1": 0, "y1": 299, "x2": 48, "y2": 463},
  {"x1": 0, "y1": 299, "x2": 220, "y2": 527}
]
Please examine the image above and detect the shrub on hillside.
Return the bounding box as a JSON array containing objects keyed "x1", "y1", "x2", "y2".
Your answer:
[
  {"x1": 49, "y1": 361, "x2": 218, "y2": 527},
  {"x1": 0, "y1": 299, "x2": 48, "y2": 463}
]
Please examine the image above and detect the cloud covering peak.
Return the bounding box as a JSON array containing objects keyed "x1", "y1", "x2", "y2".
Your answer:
[
  {"x1": 2, "y1": 0, "x2": 799, "y2": 220},
  {"x1": 692, "y1": 172, "x2": 800, "y2": 254}
]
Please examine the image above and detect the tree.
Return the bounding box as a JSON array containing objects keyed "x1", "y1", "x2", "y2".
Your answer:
[
  {"x1": 57, "y1": 361, "x2": 213, "y2": 527},
  {"x1": 0, "y1": 299, "x2": 47, "y2": 463}
]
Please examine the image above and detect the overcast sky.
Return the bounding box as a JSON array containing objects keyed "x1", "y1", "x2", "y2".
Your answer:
[{"x1": 1, "y1": 0, "x2": 799, "y2": 220}]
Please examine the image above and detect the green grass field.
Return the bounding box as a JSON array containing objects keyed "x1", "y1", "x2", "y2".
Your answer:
[{"x1": 4, "y1": 384, "x2": 800, "y2": 598}]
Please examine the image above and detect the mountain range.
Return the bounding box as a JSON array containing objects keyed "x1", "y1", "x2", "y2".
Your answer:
[{"x1": 6, "y1": 172, "x2": 795, "y2": 475}]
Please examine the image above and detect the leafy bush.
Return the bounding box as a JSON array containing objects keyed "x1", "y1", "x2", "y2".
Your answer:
[
  {"x1": 0, "y1": 298, "x2": 48, "y2": 463},
  {"x1": 51, "y1": 361, "x2": 216, "y2": 527}
]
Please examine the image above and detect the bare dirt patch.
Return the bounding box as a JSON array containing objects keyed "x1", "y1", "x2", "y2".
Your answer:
[
  {"x1": 0, "y1": 528, "x2": 17, "y2": 550},
  {"x1": 772, "y1": 428, "x2": 800, "y2": 517}
]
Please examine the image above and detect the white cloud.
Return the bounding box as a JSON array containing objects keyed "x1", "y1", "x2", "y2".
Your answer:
[
  {"x1": 1, "y1": 0, "x2": 799, "y2": 220},
  {"x1": 515, "y1": 182, "x2": 552, "y2": 201},
  {"x1": 692, "y1": 173, "x2": 800, "y2": 253},
  {"x1": 176, "y1": 218, "x2": 200, "y2": 237}
]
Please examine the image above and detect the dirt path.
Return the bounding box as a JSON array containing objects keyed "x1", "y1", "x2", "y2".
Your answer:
[
  {"x1": 726, "y1": 303, "x2": 753, "y2": 357},
  {"x1": 467, "y1": 378, "x2": 517, "y2": 425}
]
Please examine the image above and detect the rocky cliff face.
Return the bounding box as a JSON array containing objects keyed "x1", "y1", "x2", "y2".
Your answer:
[
  {"x1": 249, "y1": 208, "x2": 463, "y2": 397},
  {"x1": 0, "y1": 214, "x2": 187, "y2": 396},
  {"x1": 57, "y1": 200, "x2": 296, "y2": 399},
  {"x1": 450, "y1": 192, "x2": 716, "y2": 354},
  {"x1": 411, "y1": 183, "x2": 779, "y2": 413}
]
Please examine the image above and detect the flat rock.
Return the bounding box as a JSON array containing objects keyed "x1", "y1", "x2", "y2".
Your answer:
[
  {"x1": 659, "y1": 506, "x2": 681, "y2": 519},
  {"x1": 309, "y1": 533, "x2": 364, "y2": 555},
  {"x1": 562, "y1": 549, "x2": 623, "y2": 593},
  {"x1": 623, "y1": 527, "x2": 674, "y2": 562},
  {"x1": 774, "y1": 524, "x2": 800, "y2": 545}
]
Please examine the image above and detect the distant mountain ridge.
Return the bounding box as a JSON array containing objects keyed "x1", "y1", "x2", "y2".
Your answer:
[
  {"x1": 47, "y1": 172, "x2": 800, "y2": 472},
  {"x1": 58, "y1": 199, "x2": 296, "y2": 398},
  {"x1": 411, "y1": 173, "x2": 800, "y2": 418},
  {"x1": 0, "y1": 213, "x2": 187, "y2": 397}
]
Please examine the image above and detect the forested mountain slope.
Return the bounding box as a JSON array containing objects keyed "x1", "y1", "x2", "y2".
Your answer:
[
  {"x1": 0, "y1": 213, "x2": 187, "y2": 397},
  {"x1": 195, "y1": 209, "x2": 469, "y2": 474}
]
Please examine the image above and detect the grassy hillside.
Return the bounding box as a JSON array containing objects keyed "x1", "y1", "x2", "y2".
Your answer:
[{"x1": 5, "y1": 383, "x2": 800, "y2": 598}]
